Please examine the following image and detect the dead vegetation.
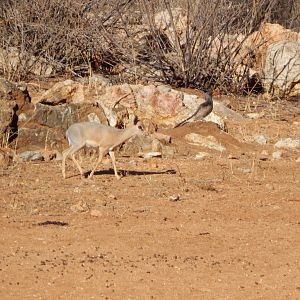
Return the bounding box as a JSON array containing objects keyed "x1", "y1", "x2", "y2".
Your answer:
[{"x1": 0, "y1": 0, "x2": 299, "y2": 94}]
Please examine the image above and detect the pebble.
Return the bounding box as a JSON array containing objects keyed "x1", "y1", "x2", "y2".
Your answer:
[
  {"x1": 70, "y1": 201, "x2": 89, "y2": 213},
  {"x1": 259, "y1": 150, "x2": 269, "y2": 161},
  {"x1": 169, "y1": 195, "x2": 181, "y2": 202},
  {"x1": 90, "y1": 209, "x2": 102, "y2": 217},
  {"x1": 195, "y1": 152, "x2": 209, "y2": 160},
  {"x1": 275, "y1": 138, "x2": 300, "y2": 149},
  {"x1": 238, "y1": 168, "x2": 251, "y2": 174},
  {"x1": 18, "y1": 150, "x2": 44, "y2": 161},
  {"x1": 272, "y1": 151, "x2": 282, "y2": 160},
  {"x1": 254, "y1": 135, "x2": 268, "y2": 145},
  {"x1": 246, "y1": 112, "x2": 264, "y2": 119},
  {"x1": 265, "y1": 183, "x2": 274, "y2": 191},
  {"x1": 140, "y1": 152, "x2": 162, "y2": 159}
]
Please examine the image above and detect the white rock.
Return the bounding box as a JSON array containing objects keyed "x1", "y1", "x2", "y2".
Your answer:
[
  {"x1": 195, "y1": 152, "x2": 209, "y2": 160},
  {"x1": 185, "y1": 133, "x2": 226, "y2": 152},
  {"x1": 18, "y1": 150, "x2": 44, "y2": 161},
  {"x1": 272, "y1": 151, "x2": 282, "y2": 159},
  {"x1": 246, "y1": 112, "x2": 264, "y2": 119},
  {"x1": 18, "y1": 113, "x2": 28, "y2": 122},
  {"x1": 139, "y1": 151, "x2": 162, "y2": 159},
  {"x1": 169, "y1": 194, "x2": 181, "y2": 202},
  {"x1": 204, "y1": 112, "x2": 226, "y2": 131},
  {"x1": 156, "y1": 84, "x2": 172, "y2": 93},
  {"x1": 90, "y1": 209, "x2": 102, "y2": 217},
  {"x1": 213, "y1": 101, "x2": 244, "y2": 121},
  {"x1": 70, "y1": 201, "x2": 89, "y2": 213},
  {"x1": 238, "y1": 167, "x2": 251, "y2": 174},
  {"x1": 87, "y1": 113, "x2": 101, "y2": 123},
  {"x1": 254, "y1": 135, "x2": 268, "y2": 145},
  {"x1": 274, "y1": 138, "x2": 300, "y2": 149},
  {"x1": 263, "y1": 41, "x2": 300, "y2": 96}
]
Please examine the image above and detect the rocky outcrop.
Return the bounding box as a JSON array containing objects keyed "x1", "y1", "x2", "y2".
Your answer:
[
  {"x1": 37, "y1": 80, "x2": 85, "y2": 105},
  {"x1": 17, "y1": 102, "x2": 107, "y2": 151},
  {"x1": 263, "y1": 41, "x2": 300, "y2": 97},
  {"x1": 240, "y1": 23, "x2": 300, "y2": 96},
  {"x1": 96, "y1": 84, "x2": 242, "y2": 129},
  {"x1": 0, "y1": 78, "x2": 245, "y2": 159},
  {"x1": 0, "y1": 78, "x2": 31, "y2": 143},
  {"x1": 241, "y1": 23, "x2": 300, "y2": 72}
]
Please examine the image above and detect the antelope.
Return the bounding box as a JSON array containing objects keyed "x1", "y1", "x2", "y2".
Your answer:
[{"x1": 62, "y1": 121, "x2": 143, "y2": 179}]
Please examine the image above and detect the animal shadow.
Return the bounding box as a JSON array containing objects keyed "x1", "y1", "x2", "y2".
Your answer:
[{"x1": 89, "y1": 168, "x2": 176, "y2": 178}]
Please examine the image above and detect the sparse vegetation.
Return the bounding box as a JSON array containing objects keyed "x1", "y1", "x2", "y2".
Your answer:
[{"x1": 0, "y1": 0, "x2": 299, "y2": 93}]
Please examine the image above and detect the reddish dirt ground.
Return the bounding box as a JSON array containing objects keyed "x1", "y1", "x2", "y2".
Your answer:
[{"x1": 0, "y1": 96, "x2": 300, "y2": 299}]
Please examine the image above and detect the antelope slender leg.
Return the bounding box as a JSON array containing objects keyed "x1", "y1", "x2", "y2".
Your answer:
[
  {"x1": 109, "y1": 151, "x2": 121, "y2": 179},
  {"x1": 88, "y1": 149, "x2": 104, "y2": 179},
  {"x1": 62, "y1": 144, "x2": 84, "y2": 178}
]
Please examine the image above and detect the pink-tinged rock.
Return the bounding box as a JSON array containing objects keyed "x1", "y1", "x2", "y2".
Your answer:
[
  {"x1": 99, "y1": 84, "x2": 137, "y2": 110},
  {"x1": 148, "y1": 92, "x2": 182, "y2": 116}
]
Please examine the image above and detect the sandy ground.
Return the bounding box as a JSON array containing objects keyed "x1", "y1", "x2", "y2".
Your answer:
[{"x1": 0, "y1": 96, "x2": 300, "y2": 299}]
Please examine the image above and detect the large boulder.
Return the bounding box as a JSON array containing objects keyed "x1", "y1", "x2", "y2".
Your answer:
[
  {"x1": 238, "y1": 23, "x2": 300, "y2": 96},
  {"x1": 16, "y1": 102, "x2": 107, "y2": 151},
  {"x1": 96, "y1": 83, "x2": 243, "y2": 129},
  {"x1": 241, "y1": 23, "x2": 300, "y2": 72},
  {"x1": 37, "y1": 80, "x2": 85, "y2": 105},
  {"x1": 0, "y1": 78, "x2": 31, "y2": 142},
  {"x1": 36, "y1": 78, "x2": 109, "y2": 105},
  {"x1": 263, "y1": 41, "x2": 300, "y2": 96},
  {"x1": 17, "y1": 127, "x2": 64, "y2": 152}
]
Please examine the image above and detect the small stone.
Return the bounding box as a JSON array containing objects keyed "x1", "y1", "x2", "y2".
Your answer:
[
  {"x1": 272, "y1": 151, "x2": 282, "y2": 160},
  {"x1": 18, "y1": 150, "x2": 44, "y2": 161},
  {"x1": 238, "y1": 168, "x2": 251, "y2": 174},
  {"x1": 151, "y1": 132, "x2": 171, "y2": 144},
  {"x1": 70, "y1": 201, "x2": 89, "y2": 213},
  {"x1": 108, "y1": 194, "x2": 117, "y2": 200},
  {"x1": 140, "y1": 152, "x2": 162, "y2": 159},
  {"x1": 296, "y1": 157, "x2": 300, "y2": 163},
  {"x1": 261, "y1": 150, "x2": 268, "y2": 156},
  {"x1": 259, "y1": 150, "x2": 269, "y2": 161},
  {"x1": 151, "y1": 139, "x2": 162, "y2": 152},
  {"x1": 254, "y1": 135, "x2": 268, "y2": 145},
  {"x1": 275, "y1": 138, "x2": 300, "y2": 149},
  {"x1": 18, "y1": 113, "x2": 27, "y2": 122},
  {"x1": 246, "y1": 112, "x2": 264, "y2": 119},
  {"x1": 195, "y1": 152, "x2": 209, "y2": 160},
  {"x1": 90, "y1": 209, "x2": 102, "y2": 217},
  {"x1": 169, "y1": 195, "x2": 181, "y2": 202},
  {"x1": 73, "y1": 187, "x2": 81, "y2": 193},
  {"x1": 228, "y1": 154, "x2": 238, "y2": 159},
  {"x1": 265, "y1": 183, "x2": 274, "y2": 191},
  {"x1": 162, "y1": 145, "x2": 175, "y2": 158},
  {"x1": 185, "y1": 133, "x2": 226, "y2": 152},
  {"x1": 147, "y1": 159, "x2": 158, "y2": 169}
]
